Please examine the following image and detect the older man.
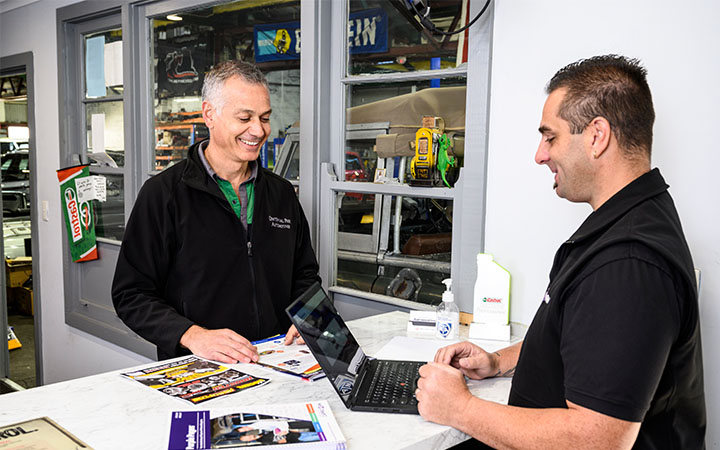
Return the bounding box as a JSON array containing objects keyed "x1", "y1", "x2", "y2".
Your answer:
[{"x1": 112, "y1": 60, "x2": 319, "y2": 363}]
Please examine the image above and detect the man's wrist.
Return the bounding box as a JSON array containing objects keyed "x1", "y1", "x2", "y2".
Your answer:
[{"x1": 179, "y1": 324, "x2": 199, "y2": 349}]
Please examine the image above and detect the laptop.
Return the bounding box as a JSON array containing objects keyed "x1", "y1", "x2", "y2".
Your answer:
[{"x1": 286, "y1": 282, "x2": 424, "y2": 414}]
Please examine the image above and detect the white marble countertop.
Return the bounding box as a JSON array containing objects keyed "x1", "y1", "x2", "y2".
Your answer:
[{"x1": 0, "y1": 311, "x2": 516, "y2": 449}]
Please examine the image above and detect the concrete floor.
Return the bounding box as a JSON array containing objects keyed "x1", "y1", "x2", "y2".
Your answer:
[
  {"x1": 4, "y1": 217, "x2": 36, "y2": 391},
  {"x1": 7, "y1": 313, "x2": 36, "y2": 389}
]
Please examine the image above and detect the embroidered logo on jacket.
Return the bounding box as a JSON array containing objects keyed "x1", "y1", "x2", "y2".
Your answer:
[{"x1": 269, "y1": 215, "x2": 292, "y2": 229}]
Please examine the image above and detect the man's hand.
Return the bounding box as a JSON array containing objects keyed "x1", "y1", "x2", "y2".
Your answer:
[
  {"x1": 434, "y1": 341, "x2": 500, "y2": 380},
  {"x1": 283, "y1": 325, "x2": 305, "y2": 345},
  {"x1": 179, "y1": 325, "x2": 258, "y2": 364},
  {"x1": 416, "y1": 362, "x2": 474, "y2": 425}
]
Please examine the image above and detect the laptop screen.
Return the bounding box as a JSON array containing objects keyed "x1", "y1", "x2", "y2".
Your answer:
[{"x1": 286, "y1": 283, "x2": 367, "y2": 407}]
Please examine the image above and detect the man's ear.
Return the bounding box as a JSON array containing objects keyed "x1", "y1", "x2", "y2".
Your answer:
[
  {"x1": 202, "y1": 100, "x2": 215, "y2": 129},
  {"x1": 589, "y1": 116, "x2": 611, "y2": 159}
]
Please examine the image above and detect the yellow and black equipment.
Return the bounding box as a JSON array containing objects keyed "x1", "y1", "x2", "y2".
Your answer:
[{"x1": 410, "y1": 116, "x2": 457, "y2": 187}]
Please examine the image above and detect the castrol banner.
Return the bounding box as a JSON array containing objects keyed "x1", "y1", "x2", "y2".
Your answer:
[{"x1": 57, "y1": 165, "x2": 98, "y2": 262}]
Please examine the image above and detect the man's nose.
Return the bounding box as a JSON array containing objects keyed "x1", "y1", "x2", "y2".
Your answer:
[
  {"x1": 249, "y1": 118, "x2": 266, "y2": 137},
  {"x1": 535, "y1": 141, "x2": 549, "y2": 165}
]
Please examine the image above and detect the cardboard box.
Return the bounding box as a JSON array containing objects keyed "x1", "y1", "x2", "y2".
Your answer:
[
  {"x1": 8, "y1": 287, "x2": 33, "y2": 316},
  {"x1": 5, "y1": 257, "x2": 32, "y2": 288}
]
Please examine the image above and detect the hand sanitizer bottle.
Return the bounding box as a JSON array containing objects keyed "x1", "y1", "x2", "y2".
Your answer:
[{"x1": 436, "y1": 278, "x2": 459, "y2": 340}]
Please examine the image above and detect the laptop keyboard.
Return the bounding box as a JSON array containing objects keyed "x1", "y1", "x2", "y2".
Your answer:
[{"x1": 362, "y1": 360, "x2": 423, "y2": 406}]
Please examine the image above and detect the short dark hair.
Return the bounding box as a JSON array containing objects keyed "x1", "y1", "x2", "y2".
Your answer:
[
  {"x1": 546, "y1": 55, "x2": 655, "y2": 160},
  {"x1": 202, "y1": 60, "x2": 268, "y2": 113}
]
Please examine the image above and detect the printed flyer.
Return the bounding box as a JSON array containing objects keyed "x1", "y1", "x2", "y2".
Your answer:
[
  {"x1": 167, "y1": 401, "x2": 346, "y2": 449},
  {"x1": 121, "y1": 356, "x2": 270, "y2": 404}
]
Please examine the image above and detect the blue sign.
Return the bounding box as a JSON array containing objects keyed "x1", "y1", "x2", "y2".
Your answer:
[
  {"x1": 254, "y1": 20, "x2": 300, "y2": 63},
  {"x1": 253, "y1": 8, "x2": 388, "y2": 63},
  {"x1": 348, "y1": 8, "x2": 388, "y2": 54}
]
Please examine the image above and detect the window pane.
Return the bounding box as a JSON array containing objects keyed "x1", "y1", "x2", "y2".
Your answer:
[
  {"x1": 336, "y1": 192, "x2": 452, "y2": 305},
  {"x1": 92, "y1": 172, "x2": 125, "y2": 241},
  {"x1": 347, "y1": 0, "x2": 467, "y2": 76},
  {"x1": 345, "y1": 78, "x2": 465, "y2": 185},
  {"x1": 84, "y1": 29, "x2": 123, "y2": 98},
  {"x1": 151, "y1": 1, "x2": 301, "y2": 172},
  {"x1": 85, "y1": 101, "x2": 125, "y2": 167}
]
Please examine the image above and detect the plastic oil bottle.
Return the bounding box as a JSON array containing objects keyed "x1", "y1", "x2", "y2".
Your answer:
[
  {"x1": 436, "y1": 278, "x2": 459, "y2": 340},
  {"x1": 469, "y1": 253, "x2": 511, "y2": 341}
]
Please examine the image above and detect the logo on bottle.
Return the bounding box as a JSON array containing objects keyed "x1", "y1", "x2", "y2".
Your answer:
[{"x1": 437, "y1": 321, "x2": 452, "y2": 337}]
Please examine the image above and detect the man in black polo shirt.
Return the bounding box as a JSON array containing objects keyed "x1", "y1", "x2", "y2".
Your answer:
[{"x1": 416, "y1": 55, "x2": 706, "y2": 448}]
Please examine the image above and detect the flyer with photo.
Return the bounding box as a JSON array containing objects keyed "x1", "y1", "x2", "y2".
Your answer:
[
  {"x1": 167, "y1": 401, "x2": 346, "y2": 449},
  {"x1": 121, "y1": 356, "x2": 270, "y2": 404}
]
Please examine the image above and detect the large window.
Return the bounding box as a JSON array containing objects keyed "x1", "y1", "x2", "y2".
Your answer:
[
  {"x1": 150, "y1": 1, "x2": 301, "y2": 172},
  {"x1": 83, "y1": 27, "x2": 125, "y2": 241},
  {"x1": 326, "y1": 0, "x2": 475, "y2": 307},
  {"x1": 57, "y1": 0, "x2": 303, "y2": 359}
]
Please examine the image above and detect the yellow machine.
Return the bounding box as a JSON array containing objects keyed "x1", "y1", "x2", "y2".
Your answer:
[
  {"x1": 410, "y1": 127, "x2": 435, "y2": 185},
  {"x1": 410, "y1": 116, "x2": 457, "y2": 187}
]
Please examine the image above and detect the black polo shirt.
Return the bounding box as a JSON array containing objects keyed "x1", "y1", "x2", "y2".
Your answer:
[{"x1": 509, "y1": 169, "x2": 705, "y2": 449}]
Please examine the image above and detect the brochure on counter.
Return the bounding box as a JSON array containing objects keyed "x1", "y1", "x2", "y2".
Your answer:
[
  {"x1": 0, "y1": 416, "x2": 92, "y2": 449},
  {"x1": 252, "y1": 334, "x2": 326, "y2": 382},
  {"x1": 120, "y1": 356, "x2": 270, "y2": 404},
  {"x1": 168, "y1": 400, "x2": 346, "y2": 449}
]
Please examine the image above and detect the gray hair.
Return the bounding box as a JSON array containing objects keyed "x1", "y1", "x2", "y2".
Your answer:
[{"x1": 202, "y1": 60, "x2": 268, "y2": 113}]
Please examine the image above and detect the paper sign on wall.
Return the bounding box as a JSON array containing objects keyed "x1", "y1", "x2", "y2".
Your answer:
[{"x1": 76, "y1": 175, "x2": 107, "y2": 203}]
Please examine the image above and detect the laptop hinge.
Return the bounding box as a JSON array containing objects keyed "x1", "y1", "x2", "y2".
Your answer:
[{"x1": 349, "y1": 355, "x2": 375, "y2": 407}]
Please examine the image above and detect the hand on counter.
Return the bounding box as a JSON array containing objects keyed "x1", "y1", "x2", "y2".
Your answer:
[
  {"x1": 283, "y1": 325, "x2": 305, "y2": 345},
  {"x1": 435, "y1": 340, "x2": 522, "y2": 380},
  {"x1": 416, "y1": 361, "x2": 473, "y2": 426},
  {"x1": 180, "y1": 325, "x2": 259, "y2": 364},
  {"x1": 433, "y1": 341, "x2": 500, "y2": 380}
]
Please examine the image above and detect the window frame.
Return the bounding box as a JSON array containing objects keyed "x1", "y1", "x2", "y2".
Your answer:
[{"x1": 317, "y1": 0, "x2": 494, "y2": 312}]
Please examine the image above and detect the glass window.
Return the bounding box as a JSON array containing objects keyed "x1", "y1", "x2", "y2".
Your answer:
[
  {"x1": 150, "y1": 1, "x2": 301, "y2": 172},
  {"x1": 84, "y1": 29, "x2": 123, "y2": 98},
  {"x1": 85, "y1": 101, "x2": 124, "y2": 164},
  {"x1": 331, "y1": 0, "x2": 470, "y2": 305},
  {"x1": 345, "y1": 78, "x2": 466, "y2": 184},
  {"x1": 347, "y1": 0, "x2": 467, "y2": 76},
  {"x1": 94, "y1": 173, "x2": 125, "y2": 241},
  {"x1": 336, "y1": 191, "x2": 452, "y2": 305},
  {"x1": 83, "y1": 27, "x2": 125, "y2": 241}
]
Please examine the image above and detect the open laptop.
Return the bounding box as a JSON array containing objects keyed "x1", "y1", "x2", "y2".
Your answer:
[{"x1": 286, "y1": 282, "x2": 424, "y2": 414}]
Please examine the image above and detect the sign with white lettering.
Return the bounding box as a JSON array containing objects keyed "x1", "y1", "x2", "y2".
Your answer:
[{"x1": 253, "y1": 8, "x2": 388, "y2": 62}]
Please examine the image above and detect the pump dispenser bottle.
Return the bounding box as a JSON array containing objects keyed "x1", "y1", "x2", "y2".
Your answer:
[{"x1": 436, "y1": 278, "x2": 459, "y2": 340}]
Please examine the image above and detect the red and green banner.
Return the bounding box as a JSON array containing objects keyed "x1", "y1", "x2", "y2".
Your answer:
[{"x1": 57, "y1": 165, "x2": 98, "y2": 262}]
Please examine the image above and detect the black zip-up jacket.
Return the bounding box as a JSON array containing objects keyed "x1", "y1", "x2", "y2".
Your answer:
[{"x1": 112, "y1": 142, "x2": 320, "y2": 360}]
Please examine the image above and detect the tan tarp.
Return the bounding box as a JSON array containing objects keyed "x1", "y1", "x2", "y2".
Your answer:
[{"x1": 346, "y1": 86, "x2": 466, "y2": 158}]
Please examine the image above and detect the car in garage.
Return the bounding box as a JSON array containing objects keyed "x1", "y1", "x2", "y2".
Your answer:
[{"x1": 1, "y1": 150, "x2": 30, "y2": 217}]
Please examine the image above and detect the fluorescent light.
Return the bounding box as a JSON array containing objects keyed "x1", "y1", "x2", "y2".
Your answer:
[{"x1": 166, "y1": 14, "x2": 182, "y2": 21}]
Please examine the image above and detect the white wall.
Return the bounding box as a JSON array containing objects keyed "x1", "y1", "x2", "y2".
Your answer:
[
  {"x1": 0, "y1": 0, "x2": 152, "y2": 384},
  {"x1": 1, "y1": 0, "x2": 717, "y2": 445},
  {"x1": 487, "y1": 0, "x2": 719, "y2": 447}
]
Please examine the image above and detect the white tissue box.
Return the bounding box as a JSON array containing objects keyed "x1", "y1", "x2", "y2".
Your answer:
[{"x1": 407, "y1": 310, "x2": 437, "y2": 338}]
